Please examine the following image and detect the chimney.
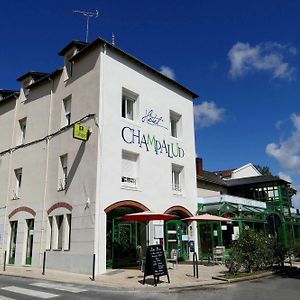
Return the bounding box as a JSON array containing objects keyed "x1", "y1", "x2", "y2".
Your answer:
[{"x1": 196, "y1": 157, "x2": 203, "y2": 176}]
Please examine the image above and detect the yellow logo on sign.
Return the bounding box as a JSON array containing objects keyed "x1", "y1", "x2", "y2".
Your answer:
[{"x1": 73, "y1": 123, "x2": 89, "y2": 141}]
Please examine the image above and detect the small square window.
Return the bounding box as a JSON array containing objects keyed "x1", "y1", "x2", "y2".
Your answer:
[
  {"x1": 121, "y1": 150, "x2": 139, "y2": 188},
  {"x1": 58, "y1": 154, "x2": 68, "y2": 190},
  {"x1": 14, "y1": 168, "x2": 22, "y2": 199},
  {"x1": 122, "y1": 89, "x2": 138, "y2": 121},
  {"x1": 65, "y1": 54, "x2": 73, "y2": 79},
  {"x1": 62, "y1": 96, "x2": 71, "y2": 127},
  {"x1": 170, "y1": 111, "x2": 181, "y2": 138},
  {"x1": 172, "y1": 164, "x2": 183, "y2": 193}
]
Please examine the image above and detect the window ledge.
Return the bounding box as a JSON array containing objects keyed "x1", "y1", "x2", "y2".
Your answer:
[
  {"x1": 121, "y1": 185, "x2": 141, "y2": 192},
  {"x1": 170, "y1": 136, "x2": 183, "y2": 143},
  {"x1": 52, "y1": 249, "x2": 62, "y2": 251},
  {"x1": 121, "y1": 117, "x2": 140, "y2": 127},
  {"x1": 172, "y1": 191, "x2": 184, "y2": 197}
]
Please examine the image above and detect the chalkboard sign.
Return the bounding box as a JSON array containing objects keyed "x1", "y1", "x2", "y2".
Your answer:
[{"x1": 143, "y1": 245, "x2": 170, "y2": 286}]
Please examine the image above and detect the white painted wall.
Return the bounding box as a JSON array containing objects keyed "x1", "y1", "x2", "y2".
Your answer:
[
  {"x1": 230, "y1": 163, "x2": 261, "y2": 179},
  {"x1": 0, "y1": 41, "x2": 198, "y2": 274},
  {"x1": 96, "y1": 47, "x2": 198, "y2": 272}
]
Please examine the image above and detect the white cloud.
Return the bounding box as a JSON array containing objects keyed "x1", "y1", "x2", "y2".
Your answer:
[
  {"x1": 278, "y1": 172, "x2": 292, "y2": 183},
  {"x1": 228, "y1": 42, "x2": 296, "y2": 80},
  {"x1": 266, "y1": 113, "x2": 300, "y2": 172},
  {"x1": 194, "y1": 101, "x2": 225, "y2": 128},
  {"x1": 292, "y1": 184, "x2": 300, "y2": 209},
  {"x1": 159, "y1": 65, "x2": 175, "y2": 80}
]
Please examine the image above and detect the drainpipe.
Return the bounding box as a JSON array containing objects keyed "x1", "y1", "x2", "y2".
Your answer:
[
  {"x1": 94, "y1": 43, "x2": 106, "y2": 274},
  {"x1": 39, "y1": 77, "x2": 54, "y2": 263}
]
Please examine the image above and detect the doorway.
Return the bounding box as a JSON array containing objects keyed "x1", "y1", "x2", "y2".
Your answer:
[
  {"x1": 165, "y1": 219, "x2": 189, "y2": 261},
  {"x1": 106, "y1": 206, "x2": 146, "y2": 269}
]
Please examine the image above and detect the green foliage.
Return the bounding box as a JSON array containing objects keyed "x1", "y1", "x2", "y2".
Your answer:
[
  {"x1": 226, "y1": 228, "x2": 288, "y2": 274},
  {"x1": 292, "y1": 239, "x2": 300, "y2": 258},
  {"x1": 254, "y1": 164, "x2": 272, "y2": 175}
]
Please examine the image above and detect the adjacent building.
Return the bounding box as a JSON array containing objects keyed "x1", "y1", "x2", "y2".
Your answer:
[
  {"x1": 0, "y1": 38, "x2": 199, "y2": 274},
  {"x1": 196, "y1": 158, "x2": 300, "y2": 258}
]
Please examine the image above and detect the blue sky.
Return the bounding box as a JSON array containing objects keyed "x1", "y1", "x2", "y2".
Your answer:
[{"x1": 1, "y1": 1, "x2": 300, "y2": 207}]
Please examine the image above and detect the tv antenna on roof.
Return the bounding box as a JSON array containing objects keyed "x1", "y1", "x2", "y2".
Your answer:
[{"x1": 73, "y1": 9, "x2": 99, "y2": 43}]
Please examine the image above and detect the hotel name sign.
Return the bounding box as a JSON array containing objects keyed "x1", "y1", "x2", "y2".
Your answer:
[{"x1": 121, "y1": 109, "x2": 185, "y2": 158}]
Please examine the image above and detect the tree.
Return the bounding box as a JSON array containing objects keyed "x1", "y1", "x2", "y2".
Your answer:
[{"x1": 254, "y1": 165, "x2": 272, "y2": 175}]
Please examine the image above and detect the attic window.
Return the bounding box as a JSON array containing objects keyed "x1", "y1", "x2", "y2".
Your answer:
[
  {"x1": 65, "y1": 54, "x2": 73, "y2": 79},
  {"x1": 23, "y1": 79, "x2": 31, "y2": 97}
]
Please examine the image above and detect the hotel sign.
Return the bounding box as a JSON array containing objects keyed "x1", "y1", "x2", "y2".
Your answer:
[
  {"x1": 121, "y1": 126, "x2": 185, "y2": 158},
  {"x1": 73, "y1": 124, "x2": 90, "y2": 141}
]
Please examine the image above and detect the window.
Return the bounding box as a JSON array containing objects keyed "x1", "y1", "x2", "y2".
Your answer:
[
  {"x1": 58, "y1": 154, "x2": 68, "y2": 190},
  {"x1": 23, "y1": 79, "x2": 30, "y2": 98},
  {"x1": 172, "y1": 164, "x2": 183, "y2": 193},
  {"x1": 50, "y1": 214, "x2": 71, "y2": 251},
  {"x1": 62, "y1": 96, "x2": 71, "y2": 127},
  {"x1": 121, "y1": 150, "x2": 138, "y2": 188},
  {"x1": 14, "y1": 168, "x2": 22, "y2": 199},
  {"x1": 17, "y1": 118, "x2": 27, "y2": 145},
  {"x1": 46, "y1": 216, "x2": 53, "y2": 250},
  {"x1": 122, "y1": 89, "x2": 138, "y2": 121},
  {"x1": 170, "y1": 111, "x2": 181, "y2": 138},
  {"x1": 65, "y1": 54, "x2": 73, "y2": 79},
  {"x1": 56, "y1": 215, "x2": 64, "y2": 250}
]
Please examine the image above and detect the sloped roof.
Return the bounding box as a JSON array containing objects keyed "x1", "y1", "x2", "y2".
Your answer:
[
  {"x1": 197, "y1": 170, "x2": 227, "y2": 186},
  {"x1": 226, "y1": 175, "x2": 289, "y2": 187},
  {"x1": 69, "y1": 37, "x2": 199, "y2": 99}
]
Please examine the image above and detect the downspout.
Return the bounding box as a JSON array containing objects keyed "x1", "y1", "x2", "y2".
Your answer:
[
  {"x1": 39, "y1": 77, "x2": 54, "y2": 263},
  {"x1": 2, "y1": 94, "x2": 19, "y2": 259},
  {"x1": 94, "y1": 43, "x2": 106, "y2": 274}
]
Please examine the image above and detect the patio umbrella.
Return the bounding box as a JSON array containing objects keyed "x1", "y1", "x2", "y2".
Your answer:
[
  {"x1": 121, "y1": 211, "x2": 178, "y2": 222},
  {"x1": 183, "y1": 213, "x2": 232, "y2": 222}
]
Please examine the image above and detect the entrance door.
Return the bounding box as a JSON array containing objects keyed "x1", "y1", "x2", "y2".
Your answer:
[
  {"x1": 9, "y1": 221, "x2": 18, "y2": 264},
  {"x1": 25, "y1": 219, "x2": 34, "y2": 265},
  {"x1": 198, "y1": 222, "x2": 220, "y2": 259},
  {"x1": 110, "y1": 221, "x2": 141, "y2": 268},
  {"x1": 165, "y1": 220, "x2": 188, "y2": 261}
]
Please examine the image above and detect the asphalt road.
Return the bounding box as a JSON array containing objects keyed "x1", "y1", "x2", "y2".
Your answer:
[{"x1": 0, "y1": 269, "x2": 299, "y2": 300}]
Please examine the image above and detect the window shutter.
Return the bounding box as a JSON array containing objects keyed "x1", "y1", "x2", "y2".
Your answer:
[{"x1": 122, "y1": 152, "x2": 137, "y2": 179}]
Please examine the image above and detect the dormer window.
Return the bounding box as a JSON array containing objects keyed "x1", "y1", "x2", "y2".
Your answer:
[
  {"x1": 65, "y1": 54, "x2": 73, "y2": 79},
  {"x1": 23, "y1": 79, "x2": 31, "y2": 98}
]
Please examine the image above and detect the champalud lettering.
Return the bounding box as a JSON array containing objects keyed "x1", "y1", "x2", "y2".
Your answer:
[{"x1": 121, "y1": 126, "x2": 185, "y2": 158}]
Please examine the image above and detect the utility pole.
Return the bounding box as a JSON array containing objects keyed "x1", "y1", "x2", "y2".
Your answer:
[{"x1": 73, "y1": 9, "x2": 99, "y2": 42}]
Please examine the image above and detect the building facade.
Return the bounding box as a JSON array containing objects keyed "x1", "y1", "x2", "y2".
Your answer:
[{"x1": 0, "y1": 38, "x2": 199, "y2": 274}]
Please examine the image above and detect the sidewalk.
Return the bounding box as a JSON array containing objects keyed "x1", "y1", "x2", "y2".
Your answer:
[{"x1": 0, "y1": 263, "x2": 227, "y2": 291}]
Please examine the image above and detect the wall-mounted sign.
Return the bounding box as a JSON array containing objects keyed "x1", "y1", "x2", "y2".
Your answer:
[
  {"x1": 121, "y1": 126, "x2": 185, "y2": 158},
  {"x1": 141, "y1": 109, "x2": 168, "y2": 130},
  {"x1": 73, "y1": 124, "x2": 90, "y2": 141}
]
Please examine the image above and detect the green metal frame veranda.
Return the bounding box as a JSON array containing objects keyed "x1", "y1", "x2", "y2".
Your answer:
[{"x1": 197, "y1": 199, "x2": 300, "y2": 258}]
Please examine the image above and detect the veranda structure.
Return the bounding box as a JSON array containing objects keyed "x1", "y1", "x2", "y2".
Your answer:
[{"x1": 197, "y1": 175, "x2": 300, "y2": 258}]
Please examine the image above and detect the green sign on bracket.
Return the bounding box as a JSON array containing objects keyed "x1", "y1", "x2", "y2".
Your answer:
[{"x1": 73, "y1": 123, "x2": 90, "y2": 141}]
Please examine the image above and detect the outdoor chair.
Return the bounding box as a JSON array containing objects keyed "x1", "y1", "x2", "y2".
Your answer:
[
  {"x1": 167, "y1": 249, "x2": 178, "y2": 268},
  {"x1": 213, "y1": 246, "x2": 225, "y2": 264}
]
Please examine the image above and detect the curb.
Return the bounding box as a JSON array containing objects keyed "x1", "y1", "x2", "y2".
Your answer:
[{"x1": 212, "y1": 271, "x2": 274, "y2": 283}]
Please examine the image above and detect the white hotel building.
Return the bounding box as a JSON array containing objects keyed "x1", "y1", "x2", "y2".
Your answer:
[{"x1": 0, "y1": 38, "x2": 198, "y2": 274}]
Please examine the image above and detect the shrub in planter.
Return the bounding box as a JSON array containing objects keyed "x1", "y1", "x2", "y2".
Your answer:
[
  {"x1": 292, "y1": 239, "x2": 300, "y2": 258},
  {"x1": 225, "y1": 228, "x2": 285, "y2": 274}
]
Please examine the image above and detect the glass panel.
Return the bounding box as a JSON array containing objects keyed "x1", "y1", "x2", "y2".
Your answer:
[
  {"x1": 26, "y1": 219, "x2": 34, "y2": 265},
  {"x1": 9, "y1": 221, "x2": 18, "y2": 264}
]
